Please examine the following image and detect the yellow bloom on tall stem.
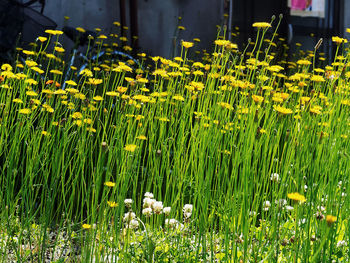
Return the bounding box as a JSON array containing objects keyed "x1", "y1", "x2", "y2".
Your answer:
[
  {"x1": 252, "y1": 22, "x2": 272, "y2": 29},
  {"x1": 332, "y1": 36, "x2": 348, "y2": 45},
  {"x1": 124, "y1": 144, "x2": 137, "y2": 152},
  {"x1": 104, "y1": 181, "x2": 115, "y2": 187},
  {"x1": 182, "y1": 41, "x2": 194, "y2": 49},
  {"x1": 326, "y1": 215, "x2": 337, "y2": 226},
  {"x1": 287, "y1": 192, "x2": 306, "y2": 203}
]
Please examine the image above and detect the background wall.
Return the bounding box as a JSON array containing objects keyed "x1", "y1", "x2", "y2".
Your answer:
[{"x1": 43, "y1": 0, "x2": 224, "y2": 58}]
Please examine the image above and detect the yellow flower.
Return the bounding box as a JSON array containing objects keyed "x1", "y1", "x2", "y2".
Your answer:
[
  {"x1": 124, "y1": 144, "x2": 137, "y2": 152},
  {"x1": 25, "y1": 79, "x2": 38, "y2": 85},
  {"x1": 107, "y1": 201, "x2": 118, "y2": 208},
  {"x1": 172, "y1": 95, "x2": 185, "y2": 102},
  {"x1": 273, "y1": 105, "x2": 293, "y2": 115},
  {"x1": 37, "y1": 36, "x2": 47, "y2": 42},
  {"x1": 13, "y1": 98, "x2": 23, "y2": 104},
  {"x1": 214, "y1": 39, "x2": 231, "y2": 46},
  {"x1": 54, "y1": 47, "x2": 65, "y2": 53},
  {"x1": 82, "y1": 224, "x2": 92, "y2": 229},
  {"x1": 50, "y1": 69, "x2": 63, "y2": 75},
  {"x1": 182, "y1": 41, "x2": 194, "y2": 49},
  {"x1": 87, "y1": 78, "x2": 103, "y2": 85},
  {"x1": 65, "y1": 80, "x2": 77, "y2": 86},
  {"x1": 45, "y1": 29, "x2": 64, "y2": 35},
  {"x1": 287, "y1": 192, "x2": 306, "y2": 203},
  {"x1": 76, "y1": 27, "x2": 86, "y2": 33},
  {"x1": 106, "y1": 91, "x2": 119, "y2": 97},
  {"x1": 136, "y1": 135, "x2": 147, "y2": 140},
  {"x1": 332, "y1": 36, "x2": 348, "y2": 44},
  {"x1": 26, "y1": 90, "x2": 38, "y2": 96},
  {"x1": 252, "y1": 22, "x2": 272, "y2": 28},
  {"x1": 326, "y1": 215, "x2": 337, "y2": 225},
  {"x1": 310, "y1": 75, "x2": 325, "y2": 82},
  {"x1": 19, "y1": 108, "x2": 32, "y2": 115},
  {"x1": 93, "y1": 96, "x2": 103, "y2": 101},
  {"x1": 252, "y1": 95, "x2": 264, "y2": 103},
  {"x1": 25, "y1": 60, "x2": 38, "y2": 67},
  {"x1": 1, "y1": 64, "x2": 12, "y2": 71},
  {"x1": 104, "y1": 181, "x2": 116, "y2": 187},
  {"x1": 41, "y1": 131, "x2": 50, "y2": 136},
  {"x1": 22, "y1": 50, "x2": 35, "y2": 55},
  {"x1": 79, "y1": 69, "x2": 93, "y2": 77},
  {"x1": 297, "y1": 59, "x2": 312, "y2": 66},
  {"x1": 31, "y1": 67, "x2": 44, "y2": 74},
  {"x1": 71, "y1": 112, "x2": 83, "y2": 119},
  {"x1": 66, "y1": 88, "x2": 79, "y2": 94}
]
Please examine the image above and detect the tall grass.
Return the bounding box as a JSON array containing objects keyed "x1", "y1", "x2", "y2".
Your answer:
[{"x1": 0, "y1": 20, "x2": 349, "y2": 262}]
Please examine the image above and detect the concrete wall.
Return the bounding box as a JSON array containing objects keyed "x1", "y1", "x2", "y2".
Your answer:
[
  {"x1": 344, "y1": 0, "x2": 350, "y2": 36},
  {"x1": 42, "y1": 0, "x2": 224, "y2": 58}
]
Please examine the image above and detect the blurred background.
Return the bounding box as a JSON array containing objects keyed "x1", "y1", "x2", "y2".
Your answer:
[{"x1": 1, "y1": 0, "x2": 350, "y2": 59}]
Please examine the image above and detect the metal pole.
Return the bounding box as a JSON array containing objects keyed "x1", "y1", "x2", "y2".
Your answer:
[
  {"x1": 228, "y1": 0, "x2": 233, "y2": 41},
  {"x1": 120, "y1": 0, "x2": 127, "y2": 38},
  {"x1": 130, "y1": 0, "x2": 139, "y2": 51}
]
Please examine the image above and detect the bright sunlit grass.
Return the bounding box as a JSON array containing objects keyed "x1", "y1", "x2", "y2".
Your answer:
[{"x1": 0, "y1": 17, "x2": 349, "y2": 262}]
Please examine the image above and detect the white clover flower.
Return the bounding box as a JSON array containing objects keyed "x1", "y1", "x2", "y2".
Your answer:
[
  {"x1": 263, "y1": 201, "x2": 271, "y2": 211},
  {"x1": 298, "y1": 218, "x2": 306, "y2": 225},
  {"x1": 275, "y1": 199, "x2": 287, "y2": 208},
  {"x1": 144, "y1": 192, "x2": 154, "y2": 199},
  {"x1": 270, "y1": 173, "x2": 280, "y2": 182},
  {"x1": 165, "y1": 218, "x2": 178, "y2": 227},
  {"x1": 183, "y1": 204, "x2": 193, "y2": 214},
  {"x1": 152, "y1": 201, "x2": 163, "y2": 214},
  {"x1": 184, "y1": 212, "x2": 192, "y2": 219},
  {"x1": 123, "y1": 212, "x2": 136, "y2": 222},
  {"x1": 249, "y1": 211, "x2": 257, "y2": 217},
  {"x1": 285, "y1": 205, "x2": 294, "y2": 211},
  {"x1": 124, "y1": 199, "x2": 133, "y2": 208},
  {"x1": 129, "y1": 219, "x2": 139, "y2": 229},
  {"x1": 143, "y1": 197, "x2": 155, "y2": 208},
  {"x1": 337, "y1": 240, "x2": 347, "y2": 248},
  {"x1": 142, "y1": 207, "x2": 152, "y2": 217},
  {"x1": 163, "y1": 207, "x2": 171, "y2": 216}
]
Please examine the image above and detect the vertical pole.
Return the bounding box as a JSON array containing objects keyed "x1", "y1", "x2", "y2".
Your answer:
[
  {"x1": 120, "y1": 0, "x2": 127, "y2": 38},
  {"x1": 228, "y1": 0, "x2": 233, "y2": 41},
  {"x1": 130, "y1": 0, "x2": 139, "y2": 51}
]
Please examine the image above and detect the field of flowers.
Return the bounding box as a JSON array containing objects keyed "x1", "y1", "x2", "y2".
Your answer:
[{"x1": 0, "y1": 18, "x2": 349, "y2": 262}]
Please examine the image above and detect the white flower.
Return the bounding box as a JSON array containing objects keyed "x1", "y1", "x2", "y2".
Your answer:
[
  {"x1": 276, "y1": 199, "x2": 287, "y2": 208},
  {"x1": 183, "y1": 204, "x2": 193, "y2": 214},
  {"x1": 263, "y1": 201, "x2": 271, "y2": 211},
  {"x1": 124, "y1": 199, "x2": 133, "y2": 207},
  {"x1": 184, "y1": 212, "x2": 192, "y2": 219},
  {"x1": 143, "y1": 197, "x2": 155, "y2": 208},
  {"x1": 304, "y1": 185, "x2": 308, "y2": 192},
  {"x1": 123, "y1": 212, "x2": 136, "y2": 222},
  {"x1": 129, "y1": 219, "x2": 139, "y2": 229},
  {"x1": 285, "y1": 205, "x2": 294, "y2": 211},
  {"x1": 270, "y1": 173, "x2": 280, "y2": 182},
  {"x1": 163, "y1": 207, "x2": 171, "y2": 216},
  {"x1": 144, "y1": 192, "x2": 154, "y2": 199},
  {"x1": 165, "y1": 218, "x2": 178, "y2": 227},
  {"x1": 152, "y1": 201, "x2": 163, "y2": 214},
  {"x1": 249, "y1": 211, "x2": 257, "y2": 217},
  {"x1": 337, "y1": 240, "x2": 347, "y2": 248},
  {"x1": 142, "y1": 207, "x2": 152, "y2": 217}
]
